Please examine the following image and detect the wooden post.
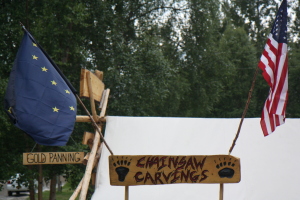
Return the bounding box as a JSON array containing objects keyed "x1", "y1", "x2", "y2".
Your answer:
[
  {"x1": 79, "y1": 127, "x2": 101, "y2": 200},
  {"x1": 69, "y1": 178, "x2": 83, "y2": 200},
  {"x1": 69, "y1": 144, "x2": 103, "y2": 200},
  {"x1": 125, "y1": 186, "x2": 129, "y2": 200},
  {"x1": 219, "y1": 184, "x2": 224, "y2": 200},
  {"x1": 71, "y1": 69, "x2": 112, "y2": 200},
  {"x1": 87, "y1": 71, "x2": 98, "y2": 122},
  {"x1": 38, "y1": 164, "x2": 43, "y2": 200},
  {"x1": 38, "y1": 144, "x2": 43, "y2": 200},
  {"x1": 100, "y1": 89, "x2": 110, "y2": 118}
]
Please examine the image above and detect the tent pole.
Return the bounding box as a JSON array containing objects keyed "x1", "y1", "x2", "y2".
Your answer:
[
  {"x1": 219, "y1": 183, "x2": 224, "y2": 200},
  {"x1": 125, "y1": 186, "x2": 129, "y2": 200}
]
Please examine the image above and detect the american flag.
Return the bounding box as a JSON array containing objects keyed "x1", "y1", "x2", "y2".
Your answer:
[{"x1": 258, "y1": 0, "x2": 288, "y2": 136}]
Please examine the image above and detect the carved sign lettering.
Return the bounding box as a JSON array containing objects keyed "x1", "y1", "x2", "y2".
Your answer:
[
  {"x1": 23, "y1": 152, "x2": 84, "y2": 165},
  {"x1": 109, "y1": 155, "x2": 240, "y2": 186}
]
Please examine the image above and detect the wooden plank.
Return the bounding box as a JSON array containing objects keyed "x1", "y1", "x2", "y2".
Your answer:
[
  {"x1": 94, "y1": 70, "x2": 103, "y2": 81},
  {"x1": 79, "y1": 68, "x2": 105, "y2": 102},
  {"x1": 76, "y1": 115, "x2": 92, "y2": 122},
  {"x1": 109, "y1": 155, "x2": 240, "y2": 186},
  {"x1": 87, "y1": 71, "x2": 98, "y2": 122},
  {"x1": 23, "y1": 152, "x2": 84, "y2": 165},
  {"x1": 76, "y1": 115, "x2": 106, "y2": 123}
]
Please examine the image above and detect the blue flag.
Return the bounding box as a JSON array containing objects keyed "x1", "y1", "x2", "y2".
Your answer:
[{"x1": 4, "y1": 31, "x2": 77, "y2": 146}]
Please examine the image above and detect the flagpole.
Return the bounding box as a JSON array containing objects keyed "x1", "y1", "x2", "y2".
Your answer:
[
  {"x1": 218, "y1": 67, "x2": 260, "y2": 200},
  {"x1": 19, "y1": 23, "x2": 114, "y2": 155},
  {"x1": 76, "y1": 94, "x2": 114, "y2": 156},
  {"x1": 228, "y1": 67, "x2": 259, "y2": 155}
]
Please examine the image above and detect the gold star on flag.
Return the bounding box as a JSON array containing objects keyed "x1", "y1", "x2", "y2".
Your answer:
[
  {"x1": 70, "y1": 106, "x2": 75, "y2": 111},
  {"x1": 52, "y1": 107, "x2": 59, "y2": 112},
  {"x1": 65, "y1": 90, "x2": 70, "y2": 94},
  {"x1": 41, "y1": 67, "x2": 48, "y2": 72},
  {"x1": 51, "y1": 80, "x2": 57, "y2": 85},
  {"x1": 32, "y1": 55, "x2": 38, "y2": 60},
  {"x1": 33, "y1": 43, "x2": 37, "y2": 47}
]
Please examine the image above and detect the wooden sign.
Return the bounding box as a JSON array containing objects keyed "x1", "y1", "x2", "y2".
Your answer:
[
  {"x1": 80, "y1": 69, "x2": 105, "y2": 102},
  {"x1": 23, "y1": 152, "x2": 85, "y2": 165},
  {"x1": 109, "y1": 155, "x2": 240, "y2": 186}
]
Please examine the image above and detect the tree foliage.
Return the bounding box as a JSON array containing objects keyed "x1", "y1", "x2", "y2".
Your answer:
[{"x1": 1, "y1": 0, "x2": 299, "y2": 198}]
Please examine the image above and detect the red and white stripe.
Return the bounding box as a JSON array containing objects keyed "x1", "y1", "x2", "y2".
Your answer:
[{"x1": 258, "y1": 33, "x2": 288, "y2": 136}]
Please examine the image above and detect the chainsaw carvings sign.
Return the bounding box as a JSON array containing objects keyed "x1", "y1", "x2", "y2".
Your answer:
[
  {"x1": 23, "y1": 152, "x2": 84, "y2": 165},
  {"x1": 109, "y1": 155, "x2": 240, "y2": 186}
]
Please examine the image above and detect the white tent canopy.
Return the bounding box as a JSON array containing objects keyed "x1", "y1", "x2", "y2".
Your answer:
[{"x1": 92, "y1": 117, "x2": 300, "y2": 200}]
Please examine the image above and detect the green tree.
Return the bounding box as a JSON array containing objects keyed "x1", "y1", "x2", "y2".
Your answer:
[
  {"x1": 211, "y1": 25, "x2": 259, "y2": 117},
  {"x1": 0, "y1": 1, "x2": 92, "y2": 199},
  {"x1": 180, "y1": 0, "x2": 225, "y2": 117},
  {"x1": 228, "y1": 0, "x2": 277, "y2": 55}
]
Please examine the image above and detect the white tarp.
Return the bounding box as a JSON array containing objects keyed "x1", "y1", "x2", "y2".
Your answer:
[{"x1": 92, "y1": 117, "x2": 300, "y2": 200}]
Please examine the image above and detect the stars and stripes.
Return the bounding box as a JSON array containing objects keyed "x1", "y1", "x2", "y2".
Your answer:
[{"x1": 258, "y1": 0, "x2": 288, "y2": 136}]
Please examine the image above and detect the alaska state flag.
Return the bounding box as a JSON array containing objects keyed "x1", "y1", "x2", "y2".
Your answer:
[{"x1": 4, "y1": 31, "x2": 77, "y2": 146}]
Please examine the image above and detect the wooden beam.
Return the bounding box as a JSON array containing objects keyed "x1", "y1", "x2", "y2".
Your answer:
[
  {"x1": 87, "y1": 71, "x2": 98, "y2": 122},
  {"x1": 91, "y1": 173, "x2": 96, "y2": 186},
  {"x1": 83, "y1": 153, "x2": 90, "y2": 165},
  {"x1": 94, "y1": 70, "x2": 103, "y2": 81},
  {"x1": 82, "y1": 132, "x2": 94, "y2": 149},
  {"x1": 100, "y1": 89, "x2": 110, "y2": 117},
  {"x1": 82, "y1": 132, "x2": 94, "y2": 145},
  {"x1": 91, "y1": 141, "x2": 103, "y2": 173},
  {"x1": 79, "y1": 127, "x2": 101, "y2": 200},
  {"x1": 69, "y1": 178, "x2": 83, "y2": 200},
  {"x1": 76, "y1": 115, "x2": 92, "y2": 122},
  {"x1": 99, "y1": 89, "x2": 106, "y2": 110},
  {"x1": 76, "y1": 115, "x2": 106, "y2": 123},
  {"x1": 69, "y1": 143, "x2": 103, "y2": 200},
  {"x1": 80, "y1": 68, "x2": 105, "y2": 102}
]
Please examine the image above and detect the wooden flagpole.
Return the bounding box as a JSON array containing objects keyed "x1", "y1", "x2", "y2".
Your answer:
[
  {"x1": 219, "y1": 67, "x2": 260, "y2": 200},
  {"x1": 75, "y1": 95, "x2": 113, "y2": 155},
  {"x1": 228, "y1": 67, "x2": 259, "y2": 154}
]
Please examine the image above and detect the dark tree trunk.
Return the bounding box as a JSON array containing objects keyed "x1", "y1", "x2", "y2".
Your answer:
[{"x1": 49, "y1": 174, "x2": 57, "y2": 200}]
